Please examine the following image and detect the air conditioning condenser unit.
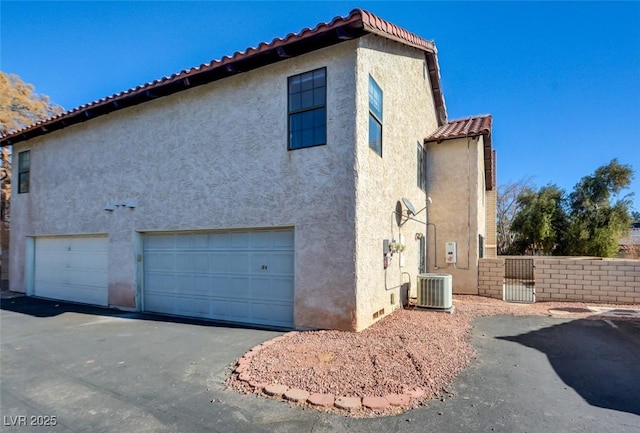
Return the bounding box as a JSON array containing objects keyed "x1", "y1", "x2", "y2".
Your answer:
[{"x1": 416, "y1": 273, "x2": 453, "y2": 310}]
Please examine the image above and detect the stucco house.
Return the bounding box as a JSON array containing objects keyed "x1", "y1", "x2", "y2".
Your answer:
[
  {"x1": 619, "y1": 222, "x2": 640, "y2": 259},
  {"x1": 1, "y1": 9, "x2": 496, "y2": 331}
]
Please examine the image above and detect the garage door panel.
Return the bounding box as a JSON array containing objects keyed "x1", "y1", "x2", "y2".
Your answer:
[
  {"x1": 230, "y1": 232, "x2": 251, "y2": 248},
  {"x1": 207, "y1": 253, "x2": 250, "y2": 273},
  {"x1": 268, "y1": 253, "x2": 294, "y2": 274},
  {"x1": 144, "y1": 230, "x2": 294, "y2": 327},
  {"x1": 227, "y1": 277, "x2": 251, "y2": 297},
  {"x1": 175, "y1": 296, "x2": 209, "y2": 316},
  {"x1": 144, "y1": 293, "x2": 172, "y2": 311},
  {"x1": 34, "y1": 236, "x2": 108, "y2": 306},
  {"x1": 251, "y1": 302, "x2": 293, "y2": 325},
  {"x1": 225, "y1": 300, "x2": 250, "y2": 319},
  {"x1": 71, "y1": 252, "x2": 108, "y2": 269},
  {"x1": 175, "y1": 254, "x2": 195, "y2": 271},
  {"x1": 249, "y1": 231, "x2": 274, "y2": 248},
  {"x1": 175, "y1": 274, "x2": 194, "y2": 290},
  {"x1": 209, "y1": 275, "x2": 228, "y2": 296},
  {"x1": 191, "y1": 254, "x2": 209, "y2": 272},
  {"x1": 37, "y1": 283, "x2": 103, "y2": 306},
  {"x1": 145, "y1": 253, "x2": 176, "y2": 271},
  {"x1": 145, "y1": 234, "x2": 175, "y2": 250},
  {"x1": 250, "y1": 277, "x2": 291, "y2": 301},
  {"x1": 207, "y1": 232, "x2": 229, "y2": 249},
  {"x1": 228, "y1": 254, "x2": 250, "y2": 273},
  {"x1": 192, "y1": 275, "x2": 211, "y2": 293},
  {"x1": 145, "y1": 273, "x2": 176, "y2": 292},
  {"x1": 69, "y1": 269, "x2": 107, "y2": 286},
  {"x1": 35, "y1": 250, "x2": 65, "y2": 267}
]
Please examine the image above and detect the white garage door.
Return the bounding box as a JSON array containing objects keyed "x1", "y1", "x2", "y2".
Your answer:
[
  {"x1": 143, "y1": 229, "x2": 294, "y2": 328},
  {"x1": 34, "y1": 236, "x2": 109, "y2": 306}
]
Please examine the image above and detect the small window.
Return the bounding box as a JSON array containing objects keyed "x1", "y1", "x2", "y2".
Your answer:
[
  {"x1": 18, "y1": 150, "x2": 30, "y2": 194},
  {"x1": 479, "y1": 234, "x2": 485, "y2": 259},
  {"x1": 417, "y1": 142, "x2": 426, "y2": 191},
  {"x1": 368, "y1": 76, "x2": 383, "y2": 156},
  {"x1": 288, "y1": 68, "x2": 326, "y2": 150},
  {"x1": 418, "y1": 236, "x2": 426, "y2": 273}
]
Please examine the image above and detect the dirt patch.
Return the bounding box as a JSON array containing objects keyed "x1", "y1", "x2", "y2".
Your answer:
[{"x1": 225, "y1": 296, "x2": 640, "y2": 417}]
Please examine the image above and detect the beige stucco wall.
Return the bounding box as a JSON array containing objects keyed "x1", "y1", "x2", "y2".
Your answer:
[
  {"x1": 425, "y1": 135, "x2": 487, "y2": 294},
  {"x1": 10, "y1": 41, "x2": 360, "y2": 330},
  {"x1": 353, "y1": 35, "x2": 438, "y2": 330},
  {"x1": 10, "y1": 34, "x2": 488, "y2": 331}
]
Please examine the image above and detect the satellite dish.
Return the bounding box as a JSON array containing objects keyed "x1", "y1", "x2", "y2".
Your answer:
[{"x1": 402, "y1": 197, "x2": 416, "y2": 216}]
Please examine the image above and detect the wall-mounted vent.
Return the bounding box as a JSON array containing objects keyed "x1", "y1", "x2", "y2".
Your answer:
[{"x1": 417, "y1": 273, "x2": 453, "y2": 309}]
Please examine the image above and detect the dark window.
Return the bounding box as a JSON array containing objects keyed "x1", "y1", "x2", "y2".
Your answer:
[
  {"x1": 417, "y1": 142, "x2": 426, "y2": 191},
  {"x1": 18, "y1": 150, "x2": 30, "y2": 194},
  {"x1": 368, "y1": 76, "x2": 383, "y2": 156},
  {"x1": 288, "y1": 68, "x2": 326, "y2": 150},
  {"x1": 479, "y1": 234, "x2": 485, "y2": 258},
  {"x1": 418, "y1": 236, "x2": 426, "y2": 273}
]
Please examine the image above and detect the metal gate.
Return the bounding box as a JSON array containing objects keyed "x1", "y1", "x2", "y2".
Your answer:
[{"x1": 504, "y1": 258, "x2": 535, "y2": 303}]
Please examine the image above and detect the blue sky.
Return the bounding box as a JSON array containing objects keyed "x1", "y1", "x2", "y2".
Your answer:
[{"x1": 2, "y1": 1, "x2": 639, "y2": 207}]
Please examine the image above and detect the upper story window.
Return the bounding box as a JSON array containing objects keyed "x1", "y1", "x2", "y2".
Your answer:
[
  {"x1": 417, "y1": 142, "x2": 426, "y2": 191},
  {"x1": 18, "y1": 150, "x2": 30, "y2": 194},
  {"x1": 368, "y1": 76, "x2": 383, "y2": 156},
  {"x1": 288, "y1": 68, "x2": 326, "y2": 150}
]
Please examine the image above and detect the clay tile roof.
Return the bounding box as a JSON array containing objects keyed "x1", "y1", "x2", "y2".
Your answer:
[
  {"x1": 1, "y1": 9, "x2": 446, "y2": 146},
  {"x1": 425, "y1": 115, "x2": 495, "y2": 191},
  {"x1": 424, "y1": 114, "x2": 492, "y2": 142}
]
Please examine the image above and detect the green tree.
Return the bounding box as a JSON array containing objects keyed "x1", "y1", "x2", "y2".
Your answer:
[
  {"x1": 565, "y1": 159, "x2": 634, "y2": 257},
  {"x1": 510, "y1": 185, "x2": 567, "y2": 255}
]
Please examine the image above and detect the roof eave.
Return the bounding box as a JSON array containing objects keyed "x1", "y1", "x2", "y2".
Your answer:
[
  {"x1": 1, "y1": 9, "x2": 447, "y2": 146},
  {"x1": 423, "y1": 115, "x2": 494, "y2": 190}
]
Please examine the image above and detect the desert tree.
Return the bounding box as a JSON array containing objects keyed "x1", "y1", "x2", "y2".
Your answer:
[
  {"x1": 564, "y1": 159, "x2": 634, "y2": 257},
  {"x1": 510, "y1": 184, "x2": 568, "y2": 255},
  {"x1": 496, "y1": 177, "x2": 534, "y2": 255}
]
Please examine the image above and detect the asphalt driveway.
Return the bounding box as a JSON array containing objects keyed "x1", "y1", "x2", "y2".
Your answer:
[{"x1": 1, "y1": 296, "x2": 639, "y2": 433}]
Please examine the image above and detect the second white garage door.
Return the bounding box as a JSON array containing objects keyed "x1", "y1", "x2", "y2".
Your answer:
[{"x1": 143, "y1": 229, "x2": 294, "y2": 328}]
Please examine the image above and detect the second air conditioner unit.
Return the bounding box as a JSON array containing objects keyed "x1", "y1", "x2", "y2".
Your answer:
[{"x1": 417, "y1": 273, "x2": 453, "y2": 309}]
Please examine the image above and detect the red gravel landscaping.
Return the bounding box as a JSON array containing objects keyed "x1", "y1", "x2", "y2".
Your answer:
[{"x1": 225, "y1": 295, "x2": 640, "y2": 418}]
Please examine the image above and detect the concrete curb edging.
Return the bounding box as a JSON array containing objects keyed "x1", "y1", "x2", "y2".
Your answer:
[{"x1": 231, "y1": 335, "x2": 425, "y2": 413}]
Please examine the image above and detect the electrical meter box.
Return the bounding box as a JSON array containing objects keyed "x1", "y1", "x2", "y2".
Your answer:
[{"x1": 445, "y1": 242, "x2": 457, "y2": 264}]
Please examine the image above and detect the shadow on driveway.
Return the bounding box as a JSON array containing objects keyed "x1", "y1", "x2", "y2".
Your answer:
[
  {"x1": 498, "y1": 318, "x2": 640, "y2": 416},
  {"x1": 0, "y1": 295, "x2": 288, "y2": 331}
]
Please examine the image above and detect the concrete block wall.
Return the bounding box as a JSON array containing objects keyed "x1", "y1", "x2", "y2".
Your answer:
[
  {"x1": 535, "y1": 259, "x2": 640, "y2": 303},
  {"x1": 484, "y1": 189, "x2": 497, "y2": 259},
  {"x1": 478, "y1": 257, "x2": 640, "y2": 304},
  {"x1": 478, "y1": 258, "x2": 503, "y2": 299}
]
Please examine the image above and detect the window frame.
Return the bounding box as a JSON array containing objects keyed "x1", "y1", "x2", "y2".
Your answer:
[
  {"x1": 417, "y1": 142, "x2": 426, "y2": 191},
  {"x1": 368, "y1": 75, "x2": 383, "y2": 156},
  {"x1": 418, "y1": 236, "x2": 426, "y2": 273},
  {"x1": 18, "y1": 150, "x2": 30, "y2": 194},
  {"x1": 287, "y1": 67, "x2": 327, "y2": 151}
]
